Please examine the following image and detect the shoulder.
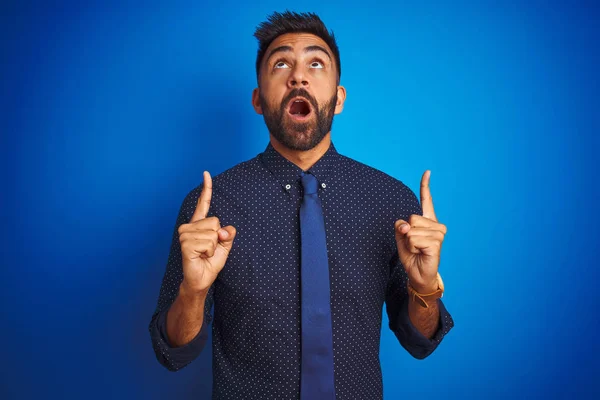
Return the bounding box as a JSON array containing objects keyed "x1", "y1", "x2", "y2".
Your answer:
[
  {"x1": 336, "y1": 154, "x2": 422, "y2": 216},
  {"x1": 213, "y1": 157, "x2": 259, "y2": 188},
  {"x1": 337, "y1": 154, "x2": 414, "y2": 194},
  {"x1": 179, "y1": 155, "x2": 262, "y2": 213},
  {"x1": 187, "y1": 154, "x2": 260, "y2": 193}
]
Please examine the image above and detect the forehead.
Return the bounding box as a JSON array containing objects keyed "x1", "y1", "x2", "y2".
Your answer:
[{"x1": 265, "y1": 32, "x2": 333, "y2": 57}]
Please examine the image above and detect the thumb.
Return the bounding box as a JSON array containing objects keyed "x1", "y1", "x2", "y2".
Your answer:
[
  {"x1": 394, "y1": 219, "x2": 410, "y2": 241},
  {"x1": 394, "y1": 219, "x2": 412, "y2": 259},
  {"x1": 217, "y1": 225, "x2": 237, "y2": 251}
]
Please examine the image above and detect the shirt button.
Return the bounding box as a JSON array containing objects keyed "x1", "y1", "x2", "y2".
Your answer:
[
  {"x1": 285, "y1": 184, "x2": 291, "y2": 190},
  {"x1": 321, "y1": 183, "x2": 326, "y2": 188}
]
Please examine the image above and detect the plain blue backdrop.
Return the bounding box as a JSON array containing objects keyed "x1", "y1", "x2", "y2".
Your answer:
[{"x1": 1, "y1": 1, "x2": 599, "y2": 399}]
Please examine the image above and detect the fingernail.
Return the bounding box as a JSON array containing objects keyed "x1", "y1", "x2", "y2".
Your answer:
[
  {"x1": 220, "y1": 229, "x2": 229, "y2": 238},
  {"x1": 400, "y1": 224, "x2": 408, "y2": 230}
]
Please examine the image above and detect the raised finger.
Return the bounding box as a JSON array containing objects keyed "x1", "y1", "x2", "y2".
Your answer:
[
  {"x1": 191, "y1": 171, "x2": 213, "y2": 222},
  {"x1": 420, "y1": 170, "x2": 437, "y2": 222},
  {"x1": 407, "y1": 214, "x2": 441, "y2": 229}
]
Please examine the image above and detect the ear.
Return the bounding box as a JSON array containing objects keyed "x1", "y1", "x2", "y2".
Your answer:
[
  {"x1": 252, "y1": 88, "x2": 263, "y2": 115},
  {"x1": 334, "y1": 85, "x2": 346, "y2": 115}
]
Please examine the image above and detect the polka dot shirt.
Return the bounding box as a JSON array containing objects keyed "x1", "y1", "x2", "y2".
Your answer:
[{"x1": 149, "y1": 141, "x2": 454, "y2": 399}]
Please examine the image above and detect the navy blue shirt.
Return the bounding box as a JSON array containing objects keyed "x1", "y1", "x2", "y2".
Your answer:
[{"x1": 149, "y1": 141, "x2": 454, "y2": 399}]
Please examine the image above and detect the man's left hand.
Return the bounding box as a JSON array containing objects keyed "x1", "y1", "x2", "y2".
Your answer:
[{"x1": 394, "y1": 170, "x2": 447, "y2": 293}]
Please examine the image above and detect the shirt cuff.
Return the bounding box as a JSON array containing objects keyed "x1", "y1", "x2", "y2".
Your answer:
[
  {"x1": 150, "y1": 304, "x2": 210, "y2": 371},
  {"x1": 395, "y1": 297, "x2": 454, "y2": 359}
]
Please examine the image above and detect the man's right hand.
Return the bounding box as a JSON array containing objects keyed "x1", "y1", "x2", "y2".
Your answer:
[{"x1": 178, "y1": 171, "x2": 237, "y2": 294}]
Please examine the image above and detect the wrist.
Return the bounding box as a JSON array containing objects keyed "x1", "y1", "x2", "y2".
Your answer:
[
  {"x1": 180, "y1": 280, "x2": 209, "y2": 300},
  {"x1": 407, "y1": 273, "x2": 444, "y2": 308},
  {"x1": 408, "y1": 280, "x2": 438, "y2": 294},
  {"x1": 408, "y1": 293, "x2": 438, "y2": 311}
]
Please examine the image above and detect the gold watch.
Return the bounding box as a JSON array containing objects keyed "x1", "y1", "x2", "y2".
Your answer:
[{"x1": 407, "y1": 272, "x2": 444, "y2": 308}]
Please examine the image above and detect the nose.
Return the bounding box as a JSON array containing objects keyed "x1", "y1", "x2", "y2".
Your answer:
[{"x1": 287, "y1": 64, "x2": 309, "y2": 88}]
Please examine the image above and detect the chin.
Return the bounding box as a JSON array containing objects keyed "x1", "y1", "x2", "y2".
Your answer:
[{"x1": 283, "y1": 130, "x2": 325, "y2": 151}]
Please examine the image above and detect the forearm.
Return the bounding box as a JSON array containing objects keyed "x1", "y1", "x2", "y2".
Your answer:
[
  {"x1": 166, "y1": 281, "x2": 208, "y2": 347},
  {"x1": 408, "y1": 296, "x2": 440, "y2": 339}
]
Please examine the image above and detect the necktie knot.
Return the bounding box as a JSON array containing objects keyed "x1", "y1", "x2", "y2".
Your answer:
[{"x1": 300, "y1": 172, "x2": 318, "y2": 195}]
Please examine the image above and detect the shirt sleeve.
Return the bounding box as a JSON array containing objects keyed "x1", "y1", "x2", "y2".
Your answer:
[
  {"x1": 384, "y1": 182, "x2": 454, "y2": 359},
  {"x1": 148, "y1": 187, "x2": 216, "y2": 371}
]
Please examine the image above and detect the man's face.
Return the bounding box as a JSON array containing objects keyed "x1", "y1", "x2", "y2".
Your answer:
[{"x1": 252, "y1": 33, "x2": 346, "y2": 151}]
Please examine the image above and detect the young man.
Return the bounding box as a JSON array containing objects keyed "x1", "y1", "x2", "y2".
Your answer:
[{"x1": 149, "y1": 11, "x2": 454, "y2": 400}]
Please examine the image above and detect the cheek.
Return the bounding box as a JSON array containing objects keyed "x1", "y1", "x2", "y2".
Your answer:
[
  {"x1": 263, "y1": 70, "x2": 290, "y2": 87},
  {"x1": 316, "y1": 84, "x2": 337, "y2": 105},
  {"x1": 260, "y1": 89, "x2": 285, "y2": 112},
  {"x1": 260, "y1": 74, "x2": 288, "y2": 95},
  {"x1": 312, "y1": 72, "x2": 336, "y2": 92}
]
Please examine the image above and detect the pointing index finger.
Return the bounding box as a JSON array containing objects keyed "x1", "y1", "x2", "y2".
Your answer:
[
  {"x1": 420, "y1": 170, "x2": 437, "y2": 222},
  {"x1": 191, "y1": 171, "x2": 212, "y2": 222}
]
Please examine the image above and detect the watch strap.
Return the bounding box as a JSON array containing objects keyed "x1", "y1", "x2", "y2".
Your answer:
[{"x1": 407, "y1": 272, "x2": 444, "y2": 308}]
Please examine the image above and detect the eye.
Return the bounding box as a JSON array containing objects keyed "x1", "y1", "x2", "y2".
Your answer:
[
  {"x1": 274, "y1": 61, "x2": 289, "y2": 69},
  {"x1": 310, "y1": 61, "x2": 324, "y2": 69}
]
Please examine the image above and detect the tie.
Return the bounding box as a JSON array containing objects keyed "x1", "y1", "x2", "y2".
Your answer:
[{"x1": 299, "y1": 171, "x2": 336, "y2": 400}]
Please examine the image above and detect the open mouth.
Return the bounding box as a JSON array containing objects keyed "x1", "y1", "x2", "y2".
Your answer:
[{"x1": 287, "y1": 97, "x2": 312, "y2": 120}]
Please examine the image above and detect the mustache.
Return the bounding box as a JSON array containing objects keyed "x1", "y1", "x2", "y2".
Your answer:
[{"x1": 281, "y1": 88, "x2": 318, "y2": 112}]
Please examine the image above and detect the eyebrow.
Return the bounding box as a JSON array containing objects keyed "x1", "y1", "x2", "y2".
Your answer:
[{"x1": 266, "y1": 45, "x2": 333, "y2": 64}]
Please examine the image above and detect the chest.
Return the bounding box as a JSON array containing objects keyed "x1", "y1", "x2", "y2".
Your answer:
[{"x1": 212, "y1": 187, "x2": 396, "y2": 309}]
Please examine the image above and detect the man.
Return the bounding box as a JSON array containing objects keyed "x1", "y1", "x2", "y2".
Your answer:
[{"x1": 149, "y1": 11, "x2": 454, "y2": 400}]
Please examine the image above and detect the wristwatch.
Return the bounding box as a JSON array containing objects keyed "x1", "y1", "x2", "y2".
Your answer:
[{"x1": 407, "y1": 272, "x2": 444, "y2": 308}]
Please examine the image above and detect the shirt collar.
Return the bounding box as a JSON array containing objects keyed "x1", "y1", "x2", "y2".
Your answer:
[{"x1": 259, "y1": 140, "x2": 341, "y2": 190}]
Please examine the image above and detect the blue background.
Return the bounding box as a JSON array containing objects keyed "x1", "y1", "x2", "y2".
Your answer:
[{"x1": 1, "y1": 1, "x2": 599, "y2": 399}]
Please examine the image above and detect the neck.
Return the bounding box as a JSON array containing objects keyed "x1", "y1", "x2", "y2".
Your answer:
[{"x1": 269, "y1": 133, "x2": 332, "y2": 171}]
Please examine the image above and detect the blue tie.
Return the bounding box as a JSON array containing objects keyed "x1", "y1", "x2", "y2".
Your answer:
[{"x1": 299, "y1": 171, "x2": 336, "y2": 400}]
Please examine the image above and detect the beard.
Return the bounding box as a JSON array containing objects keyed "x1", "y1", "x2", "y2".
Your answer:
[{"x1": 259, "y1": 88, "x2": 338, "y2": 151}]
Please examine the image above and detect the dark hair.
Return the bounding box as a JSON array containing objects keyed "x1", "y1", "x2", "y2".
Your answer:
[{"x1": 253, "y1": 11, "x2": 341, "y2": 83}]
